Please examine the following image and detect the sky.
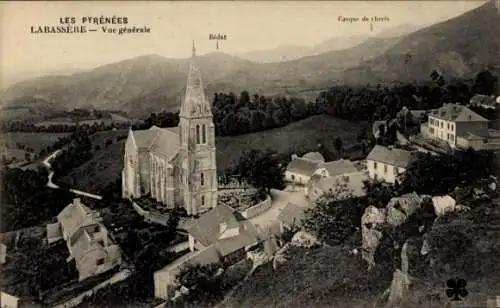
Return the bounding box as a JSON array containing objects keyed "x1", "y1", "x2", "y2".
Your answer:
[{"x1": 0, "y1": 1, "x2": 486, "y2": 85}]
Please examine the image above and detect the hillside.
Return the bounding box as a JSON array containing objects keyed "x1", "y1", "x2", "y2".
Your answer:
[
  {"x1": 59, "y1": 115, "x2": 367, "y2": 192},
  {"x1": 1, "y1": 36, "x2": 402, "y2": 119},
  {"x1": 341, "y1": 0, "x2": 500, "y2": 85}
]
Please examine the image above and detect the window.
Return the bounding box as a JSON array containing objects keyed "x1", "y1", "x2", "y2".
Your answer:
[
  {"x1": 97, "y1": 240, "x2": 104, "y2": 247},
  {"x1": 440, "y1": 121, "x2": 443, "y2": 128},
  {"x1": 202, "y1": 124, "x2": 207, "y2": 144},
  {"x1": 373, "y1": 162, "x2": 378, "y2": 169},
  {"x1": 94, "y1": 226, "x2": 100, "y2": 233},
  {"x1": 196, "y1": 125, "x2": 201, "y2": 144},
  {"x1": 447, "y1": 123, "x2": 450, "y2": 130},
  {"x1": 393, "y1": 167, "x2": 398, "y2": 176},
  {"x1": 201, "y1": 195, "x2": 205, "y2": 206},
  {"x1": 384, "y1": 164, "x2": 388, "y2": 174},
  {"x1": 200, "y1": 172, "x2": 204, "y2": 186},
  {"x1": 97, "y1": 258, "x2": 105, "y2": 266},
  {"x1": 291, "y1": 174, "x2": 295, "y2": 180}
]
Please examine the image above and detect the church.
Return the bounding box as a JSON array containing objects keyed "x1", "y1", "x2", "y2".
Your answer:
[{"x1": 122, "y1": 43, "x2": 218, "y2": 216}]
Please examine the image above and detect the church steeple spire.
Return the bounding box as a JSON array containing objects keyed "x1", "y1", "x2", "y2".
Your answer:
[{"x1": 180, "y1": 42, "x2": 211, "y2": 118}]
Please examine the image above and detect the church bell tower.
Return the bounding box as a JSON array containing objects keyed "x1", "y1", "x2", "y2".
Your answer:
[{"x1": 179, "y1": 41, "x2": 218, "y2": 215}]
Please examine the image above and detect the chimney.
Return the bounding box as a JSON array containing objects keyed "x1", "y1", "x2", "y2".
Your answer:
[
  {"x1": 74, "y1": 198, "x2": 81, "y2": 206},
  {"x1": 291, "y1": 154, "x2": 298, "y2": 160}
]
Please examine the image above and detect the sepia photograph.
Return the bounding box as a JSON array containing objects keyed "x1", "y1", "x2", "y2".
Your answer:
[{"x1": 0, "y1": 1, "x2": 500, "y2": 307}]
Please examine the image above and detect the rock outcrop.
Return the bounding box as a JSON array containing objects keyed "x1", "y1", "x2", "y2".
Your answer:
[
  {"x1": 361, "y1": 206, "x2": 387, "y2": 267},
  {"x1": 362, "y1": 193, "x2": 426, "y2": 267}
]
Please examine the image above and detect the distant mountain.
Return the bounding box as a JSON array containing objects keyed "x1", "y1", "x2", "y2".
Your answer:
[
  {"x1": 0, "y1": 34, "x2": 404, "y2": 119},
  {"x1": 341, "y1": 0, "x2": 500, "y2": 85},
  {"x1": 233, "y1": 24, "x2": 423, "y2": 64},
  {"x1": 234, "y1": 34, "x2": 370, "y2": 63}
]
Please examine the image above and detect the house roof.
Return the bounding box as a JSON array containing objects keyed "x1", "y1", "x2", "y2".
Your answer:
[
  {"x1": 286, "y1": 158, "x2": 320, "y2": 176},
  {"x1": 278, "y1": 203, "x2": 308, "y2": 226},
  {"x1": 186, "y1": 204, "x2": 242, "y2": 247},
  {"x1": 318, "y1": 159, "x2": 358, "y2": 177},
  {"x1": 366, "y1": 145, "x2": 415, "y2": 168},
  {"x1": 187, "y1": 204, "x2": 261, "y2": 257},
  {"x1": 408, "y1": 110, "x2": 428, "y2": 119},
  {"x1": 57, "y1": 198, "x2": 102, "y2": 240},
  {"x1": 429, "y1": 103, "x2": 488, "y2": 122},
  {"x1": 315, "y1": 171, "x2": 368, "y2": 199},
  {"x1": 131, "y1": 126, "x2": 180, "y2": 160},
  {"x1": 302, "y1": 152, "x2": 325, "y2": 162}
]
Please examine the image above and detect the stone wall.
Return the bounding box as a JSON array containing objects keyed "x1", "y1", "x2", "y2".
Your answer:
[
  {"x1": 241, "y1": 195, "x2": 272, "y2": 219},
  {"x1": 131, "y1": 201, "x2": 170, "y2": 226}
]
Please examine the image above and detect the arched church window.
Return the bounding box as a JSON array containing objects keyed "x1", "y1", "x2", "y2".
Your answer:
[
  {"x1": 200, "y1": 172, "x2": 205, "y2": 186},
  {"x1": 202, "y1": 124, "x2": 206, "y2": 144},
  {"x1": 201, "y1": 195, "x2": 205, "y2": 206},
  {"x1": 196, "y1": 124, "x2": 200, "y2": 144}
]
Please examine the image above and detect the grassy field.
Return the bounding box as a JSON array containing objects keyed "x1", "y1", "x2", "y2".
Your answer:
[
  {"x1": 216, "y1": 114, "x2": 367, "y2": 172},
  {"x1": 60, "y1": 115, "x2": 367, "y2": 192},
  {"x1": 222, "y1": 245, "x2": 392, "y2": 308},
  {"x1": 0, "y1": 132, "x2": 72, "y2": 163}
]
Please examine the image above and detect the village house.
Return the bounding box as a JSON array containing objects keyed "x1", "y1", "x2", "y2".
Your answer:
[
  {"x1": 0, "y1": 242, "x2": 6, "y2": 265},
  {"x1": 305, "y1": 159, "x2": 359, "y2": 195},
  {"x1": 186, "y1": 204, "x2": 261, "y2": 256},
  {"x1": 154, "y1": 204, "x2": 262, "y2": 299},
  {"x1": 0, "y1": 291, "x2": 20, "y2": 308},
  {"x1": 46, "y1": 198, "x2": 122, "y2": 281},
  {"x1": 366, "y1": 145, "x2": 416, "y2": 184},
  {"x1": 307, "y1": 170, "x2": 368, "y2": 203},
  {"x1": 420, "y1": 103, "x2": 492, "y2": 150},
  {"x1": 285, "y1": 152, "x2": 325, "y2": 185}
]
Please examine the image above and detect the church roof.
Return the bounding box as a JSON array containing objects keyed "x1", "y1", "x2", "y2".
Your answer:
[{"x1": 131, "y1": 126, "x2": 180, "y2": 159}]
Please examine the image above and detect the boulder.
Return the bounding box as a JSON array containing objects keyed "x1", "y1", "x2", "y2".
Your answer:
[{"x1": 386, "y1": 193, "x2": 423, "y2": 227}]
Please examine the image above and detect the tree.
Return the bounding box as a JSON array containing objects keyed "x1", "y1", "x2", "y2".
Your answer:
[
  {"x1": 472, "y1": 70, "x2": 498, "y2": 95},
  {"x1": 234, "y1": 149, "x2": 286, "y2": 193},
  {"x1": 302, "y1": 182, "x2": 367, "y2": 246},
  {"x1": 176, "y1": 263, "x2": 224, "y2": 304},
  {"x1": 334, "y1": 137, "x2": 343, "y2": 158}
]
